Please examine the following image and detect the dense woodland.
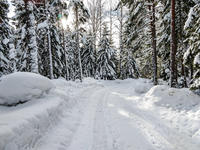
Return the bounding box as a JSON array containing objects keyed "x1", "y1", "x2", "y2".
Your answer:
[{"x1": 0, "y1": 0, "x2": 199, "y2": 92}]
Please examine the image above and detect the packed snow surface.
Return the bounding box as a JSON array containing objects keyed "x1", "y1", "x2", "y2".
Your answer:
[
  {"x1": 0, "y1": 77, "x2": 200, "y2": 150},
  {"x1": 0, "y1": 72, "x2": 54, "y2": 105}
]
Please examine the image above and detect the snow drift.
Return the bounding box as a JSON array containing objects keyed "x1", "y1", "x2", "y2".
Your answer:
[
  {"x1": 0, "y1": 76, "x2": 102, "y2": 150},
  {"x1": 142, "y1": 85, "x2": 200, "y2": 143},
  {"x1": 144, "y1": 85, "x2": 200, "y2": 110},
  {"x1": 0, "y1": 72, "x2": 55, "y2": 105}
]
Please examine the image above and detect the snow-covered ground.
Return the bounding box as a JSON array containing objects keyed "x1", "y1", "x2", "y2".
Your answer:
[{"x1": 0, "y1": 74, "x2": 200, "y2": 150}]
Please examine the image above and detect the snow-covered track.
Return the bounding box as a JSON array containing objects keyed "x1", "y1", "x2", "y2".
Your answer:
[{"x1": 0, "y1": 94, "x2": 66, "y2": 150}]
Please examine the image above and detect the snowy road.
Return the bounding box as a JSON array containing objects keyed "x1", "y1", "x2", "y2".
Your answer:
[{"x1": 34, "y1": 80, "x2": 200, "y2": 150}]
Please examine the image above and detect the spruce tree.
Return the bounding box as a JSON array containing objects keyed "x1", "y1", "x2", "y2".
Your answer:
[
  {"x1": 81, "y1": 34, "x2": 95, "y2": 78},
  {"x1": 13, "y1": 0, "x2": 38, "y2": 73},
  {"x1": 121, "y1": 0, "x2": 152, "y2": 79},
  {"x1": 69, "y1": 0, "x2": 90, "y2": 82},
  {"x1": 121, "y1": 46, "x2": 139, "y2": 79},
  {"x1": 170, "y1": 0, "x2": 177, "y2": 88},
  {"x1": 122, "y1": 20, "x2": 140, "y2": 79},
  {"x1": 26, "y1": 1, "x2": 38, "y2": 73},
  {"x1": 65, "y1": 30, "x2": 77, "y2": 81},
  {"x1": 184, "y1": 2, "x2": 200, "y2": 91},
  {"x1": 97, "y1": 24, "x2": 116, "y2": 80},
  {"x1": 148, "y1": 0, "x2": 158, "y2": 85},
  {"x1": 157, "y1": 0, "x2": 171, "y2": 81},
  {"x1": 0, "y1": 0, "x2": 15, "y2": 76}
]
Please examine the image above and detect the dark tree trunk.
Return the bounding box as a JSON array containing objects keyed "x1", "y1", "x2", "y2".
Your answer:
[
  {"x1": 149, "y1": 0, "x2": 158, "y2": 85},
  {"x1": 170, "y1": 0, "x2": 177, "y2": 87},
  {"x1": 190, "y1": 63, "x2": 193, "y2": 80}
]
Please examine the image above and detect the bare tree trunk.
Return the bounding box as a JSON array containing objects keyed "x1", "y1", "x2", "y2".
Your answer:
[
  {"x1": 190, "y1": 63, "x2": 193, "y2": 81},
  {"x1": 119, "y1": 3, "x2": 123, "y2": 79},
  {"x1": 88, "y1": 0, "x2": 98, "y2": 77},
  {"x1": 109, "y1": 0, "x2": 113, "y2": 45},
  {"x1": 26, "y1": 1, "x2": 39, "y2": 74},
  {"x1": 99, "y1": 0, "x2": 102, "y2": 40},
  {"x1": 149, "y1": 0, "x2": 158, "y2": 85},
  {"x1": 48, "y1": 28, "x2": 53, "y2": 79},
  {"x1": 75, "y1": 6, "x2": 83, "y2": 82},
  {"x1": 170, "y1": 0, "x2": 177, "y2": 87},
  {"x1": 178, "y1": 0, "x2": 187, "y2": 87},
  {"x1": 62, "y1": 27, "x2": 70, "y2": 80},
  {"x1": 45, "y1": 0, "x2": 54, "y2": 79}
]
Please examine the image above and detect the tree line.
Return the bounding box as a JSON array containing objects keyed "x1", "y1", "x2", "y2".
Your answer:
[
  {"x1": 0, "y1": 0, "x2": 199, "y2": 92},
  {"x1": 121, "y1": 0, "x2": 199, "y2": 91}
]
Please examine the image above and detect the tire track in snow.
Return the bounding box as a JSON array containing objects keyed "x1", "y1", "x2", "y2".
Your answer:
[
  {"x1": 106, "y1": 84, "x2": 200, "y2": 150},
  {"x1": 91, "y1": 91, "x2": 108, "y2": 150},
  {"x1": 92, "y1": 87, "x2": 125, "y2": 150},
  {"x1": 67, "y1": 87, "x2": 107, "y2": 150},
  {"x1": 34, "y1": 86, "x2": 99, "y2": 150}
]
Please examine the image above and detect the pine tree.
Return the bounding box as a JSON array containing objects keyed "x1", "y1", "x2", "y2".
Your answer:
[
  {"x1": 26, "y1": 1, "x2": 39, "y2": 73},
  {"x1": 147, "y1": 0, "x2": 158, "y2": 85},
  {"x1": 65, "y1": 30, "x2": 77, "y2": 81},
  {"x1": 87, "y1": 0, "x2": 103, "y2": 73},
  {"x1": 158, "y1": 0, "x2": 194, "y2": 85},
  {"x1": 35, "y1": 0, "x2": 66, "y2": 79},
  {"x1": 8, "y1": 28, "x2": 16, "y2": 73},
  {"x1": 97, "y1": 24, "x2": 116, "y2": 80},
  {"x1": 69, "y1": 0, "x2": 90, "y2": 82},
  {"x1": 81, "y1": 34, "x2": 95, "y2": 77},
  {"x1": 117, "y1": 2, "x2": 124, "y2": 79},
  {"x1": 122, "y1": 17, "x2": 140, "y2": 79},
  {"x1": 184, "y1": 2, "x2": 200, "y2": 91},
  {"x1": 13, "y1": 0, "x2": 38, "y2": 73},
  {"x1": 157, "y1": 0, "x2": 171, "y2": 81},
  {"x1": 121, "y1": 46, "x2": 139, "y2": 79},
  {"x1": 0, "y1": 0, "x2": 15, "y2": 76},
  {"x1": 170, "y1": 0, "x2": 177, "y2": 87},
  {"x1": 12, "y1": 0, "x2": 26, "y2": 72},
  {"x1": 109, "y1": 0, "x2": 114, "y2": 47},
  {"x1": 121, "y1": 0, "x2": 152, "y2": 79}
]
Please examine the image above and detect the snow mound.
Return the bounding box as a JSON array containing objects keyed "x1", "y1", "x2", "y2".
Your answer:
[
  {"x1": 133, "y1": 78, "x2": 153, "y2": 94},
  {"x1": 145, "y1": 85, "x2": 200, "y2": 110},
  {"x1": 83, "y1": 77, "x2": 103, "y2": 87},
  {"x1": 113, "y1": 78, "x2": 153, "y2": 94},
  {"x1": 0, "y1": 72, "x2": 55, "y2": 105}
]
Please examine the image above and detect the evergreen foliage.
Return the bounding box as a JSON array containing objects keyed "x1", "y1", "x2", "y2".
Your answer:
[
  {"x1": 81, "y1": 34, "x2": 95, "y2": 77},
  {"x1": 0, "y1": 0, "x2": 15, "y2": 76},
  {"x1": 0, "y1": 0, "x2": 199, "y2": 93},
  {"x1": 184, "y1": 2, "x2": 200, "y2": 91},
  {"x1": 97, "y1": 24, "x2": 116, "y2": 80}
]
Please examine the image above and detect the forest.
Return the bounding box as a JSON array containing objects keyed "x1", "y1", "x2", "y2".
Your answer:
[
  {"x1": 1, "y1": 0, "x2": 200, "y2": 149},
  {"x1": 0, "y1": 0, "x2": 199, "y2": 92}
]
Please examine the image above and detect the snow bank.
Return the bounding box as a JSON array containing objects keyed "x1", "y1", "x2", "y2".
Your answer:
[
  {"x1": 0, "y1": 77, "x2": 77, "y2": 150},
  {"x1": 143, "y1": 85, "x2": 200, "y2": 142},
  {"x1": 133, "y1": 78, "x2": 153, "y2": 94},
  {"x1": 0, "y1": 87, "x2": 70, "y2": 150},
  {"x1": 116, "y1": 78, "x2": 153, "y2": 94},
  {"x1": 0, "y1": 76, "x2": 102, "y2": 150},
  {"x1": 0, "y1": 72, "x2": 55, "y2": 105},
  {"x1": 83, "y1": 77, "x2": 104, "y2": 87},
  {"x1": 145, "y1": 85, "x2": 200, "y2": 110},
  {"x1": 53, "y1": 77, "x2": 102, "y2": 90}
]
